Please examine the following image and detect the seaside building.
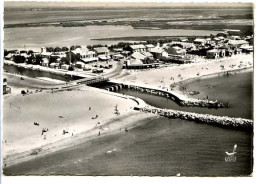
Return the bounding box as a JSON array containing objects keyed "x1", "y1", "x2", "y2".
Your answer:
[
  {"x1": 206, "y1": 49, "x2": 220, "y2": 59},
  {"x1": 94, "y1": 47, "x2": 109, "y2": 56},
  {"x1": 145, "y1": 44, "x2": 155, "y2": 52},
  {"x1": 230, "y1": 35, "x2": 241, "y2": 40},
  {"x1": 61, "y1": 64, "x2": 70, "y2": 70},
  {"x1": 94, "y1": 47, "x2": 110, "y2": 61},
  {"x1": 166, "y1": 46, "x2": 187, "y2": 56},
  {"x1": 131, "y1": 52, "x2": 146, "y2": 61},
  {"x1": 113, "y1": 54, "x2": 124, "y2": 61},
  {"x1": 193, "y1": 38, "x2": 206, "y2": 45},
  {"x1": 124, "y1": 59, "x2": 159, "y2": 69},
  {"x1": 170, "y1": 41, "x2": 196, "y2": 50},
  {"x1": 240, "y1": 45, "x2": 253, "y2": 53},
  {"x1": 42, "y1": 58, "x2": 49, "y2": 67},
  {"x1": 150, "y1": 47, "x2": 168, "y2": 59},
  {"x1": 49, "y1": 62, "x2": 59, "y2": 69},
  {"x1": 129, "y1": 44, "x2": 146, "y2": 53},
  {"x1": 75, "y1": 61, "x2": 85, "y2": 69},
  {"x1": 228, "y1": 40, "x2": 249, "y2": 49}
]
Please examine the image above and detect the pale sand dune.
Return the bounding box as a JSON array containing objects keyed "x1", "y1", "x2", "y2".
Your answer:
[
  {"x1": 118, "y1": 53, "x2": 253, "y2": 91},
  {"x1": 3, "y1": 85, "x2": 153, "y2": 166}
]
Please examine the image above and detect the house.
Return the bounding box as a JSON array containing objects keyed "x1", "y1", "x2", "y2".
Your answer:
[
  {"x1": 206, "y1": 49, "x2": 220, "y2": 59},
  {"x1": 113, "y1": 54, "x2": 124, "y2": 61},
  {"x1": 94, "y1": 47, "x2": 109, "y2": 56},
  {"x1": 129, "y1": 44, "x2": 146, "y2": 53},
  {"x1": 113, "y1": 48, "x2": 123, "y2": 53},
  {"x1": 150, "y1": 47, "x2": 168, "y2": 59},
  {"x1": 193, "y1": 38, "x2": 206, "y2": 45},
  {"x1": 42, "y1": 58, "x2": 49, "y2": 67},
  {"x1": 170, "y1": 41, "x2": 196, "y2": 50},
  {"x1": 166, "y1": 46, "x2": 187, "y2": 56},
  {"x1": 75, "y1": 61, "x2": 85, "y2": 69},
  {"x1": 49, "y1": 62, "x2": 59, "y2": 69},
  {"x1": 228, "y1": 40, "x2": 249, "y2": 49},
  {"x1": 61, "y1": 64, "x2": 70, "y2": 70},
  {"x1": 131, "y1": 52, "x2": 146, "y2": 61},
  {"x1": 240, "y1": 45, "x2": 253, "y2": 53},
  {"x1": 124, "y1": 59, "x2": 159, "y2": 69},
  {"x1": 41, "y1": 52, "x2": 52, "y2": 59},
  {"x1": 4, "y1": 53, "x2": 14, "y2": 60},
  {"x1": 230, "y1": 36, "x2": 241, "y2": 40},
  {"x1": 52, "y1": 52, "x2": 66, "y2": 58},
  {"x1": 145, "y1": 44, "x2": 155, "y2": 51},
  {"x1": 81, "y1": 51, "x2": 98, "y2": 63}
]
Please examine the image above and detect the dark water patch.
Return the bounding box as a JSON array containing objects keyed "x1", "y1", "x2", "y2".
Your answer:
[
  {"x1": 111, "y1": 71, "x2": 253, "y2": 119},
  {"x1": 4, "y1": 64, "x2": 82, "y2": 82}
]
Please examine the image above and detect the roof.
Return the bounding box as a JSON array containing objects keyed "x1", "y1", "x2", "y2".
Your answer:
[
  {"x1": 171, "y1": 42, "x2": 195, "y2": 48},
  {"x1": 240, "y1": 45, "x2": 253, "y2": 50},
  {"x1": 194, "y1": 38, "x2": 206, "y2": 43},
  {"x1": 41, "y1": 52, "x2": 52, "y2": 56},
  {"x1": 145, "y1": 44, "x2": 155, "y2": 48},
  {"x1": 113, "y1": 54, "x2": 124, "y2": 58},
  {"x1": 228, "y1": 40, "x2": 249, "y2": 45},
  {"x1": 150, "y1": 47, "x2": 164, "y2": 54},
  {"x1": 142, "y1": 52, "x2": 153, "y2": 57},
  {"x1": 172, "y1": 46, "x2": 182, "y2": 50},
  {"x1": 94, "y1": 47, "x2": 109, "y2": 53},
  {"x1": 130, "y1": 44, "x2": 146, "y2": 50},
  {"x1": 5, "y1": 53, "x2": 13, "y2": 58},
  {"x1": 76, "y1": 61, "x2": 85, "y2": 65},
  {"x1": 128, "y1": 59, "x2": 143, "y2": 65},
  {"x1": 207, "y1": 49, "x2": 220, "y2": 53},
  {"x1": 131, "y1": 52, "x2": 146, "y2": 60}
]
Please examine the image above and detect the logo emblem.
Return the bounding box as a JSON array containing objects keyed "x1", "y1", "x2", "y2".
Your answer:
[{"x1": 225, "y1": 144, "x2": 237, "y2": 162}]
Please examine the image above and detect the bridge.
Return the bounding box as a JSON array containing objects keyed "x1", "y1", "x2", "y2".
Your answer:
[{"x1": 73, "y1": 76, "x2": 109, "y2": 85}]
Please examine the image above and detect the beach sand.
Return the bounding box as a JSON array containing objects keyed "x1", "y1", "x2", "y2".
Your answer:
[
  {"x1": 117, "y1": 53, "x2": 253, "y2": 93},
  {"x1": 2, "y1": 83, "x2": 155, "y2": 167}
]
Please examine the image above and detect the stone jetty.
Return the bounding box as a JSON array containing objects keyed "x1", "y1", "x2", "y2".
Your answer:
[
  {"x1": 109, "y1": 80, "x2": 229, "y2": 109},
  {"x1": 137, "y1": 106, "x2": 253, "y2": 130}
]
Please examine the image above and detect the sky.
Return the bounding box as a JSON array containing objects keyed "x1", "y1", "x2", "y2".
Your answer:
[{"x1": 4, "y1": 0, "x2": 253, "y2": 8}]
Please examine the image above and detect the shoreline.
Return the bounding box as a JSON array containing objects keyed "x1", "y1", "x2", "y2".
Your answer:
[
  {"x1": 4, "y1": 111, "x2": 157, "y2": 168},
  {"x1": 173, "y1": 67, "x2": 253, "y2": 97},
  {"x1": 3, "y1": 84, "x2": 155, "y2": 168}
]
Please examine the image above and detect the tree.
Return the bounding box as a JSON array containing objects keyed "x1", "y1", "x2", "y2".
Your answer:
[
  {"x1": 46, "y1": 47, "x2": 54, "y2": 52},
  {"x1": 62, "y1": 47, "x2": 69, "y2": 52},
  {"x1": 49, "y1": 56, "x2": 59, "y2": 65},
  {"x1": 4, "y1": 49, "x2": 8, "y2": 57},
  {"x1": 70, "y1": 46, "x2": 75, "y2": 51},
  {"x1": 27, "y1": 50, "x2": 34, "y2": 55},
  {"x1": 54, "y1": 47, "x2": 62, "y2": 52},
  {"x1": 60, "y1": 57, "x2": 70, "y2": 65},
  {"x1": 68, "y1": 65, "x2": 74, "y2": 71},
  {"x1": 13, "y1": 55, "x2": 26, "y2": 63},
  {"x1": 26, "y1": 55, "x2": 35, "y2": 64},
  {"x1": 35, "y1": 55, "x2": 43, "y2": 65},
  {"x1": 75, "y1": 45, "x2": 81, "y2": 49}
]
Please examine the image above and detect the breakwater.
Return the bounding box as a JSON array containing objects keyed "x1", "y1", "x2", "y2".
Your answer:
[
  {"x1": 108, "y1": 80, "x2": 229, "y2": 109},
  {"x1": 136, "y1": 106, "x2": 253, "y2": 130}
]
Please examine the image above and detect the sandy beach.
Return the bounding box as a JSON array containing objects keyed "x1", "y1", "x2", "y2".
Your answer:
[
  {"x1": 2, "y1": 81, "x2": 156, "y2": 167},
  {"x1": 117, "y1": 53, "x2": 253, "y2": 94}
]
